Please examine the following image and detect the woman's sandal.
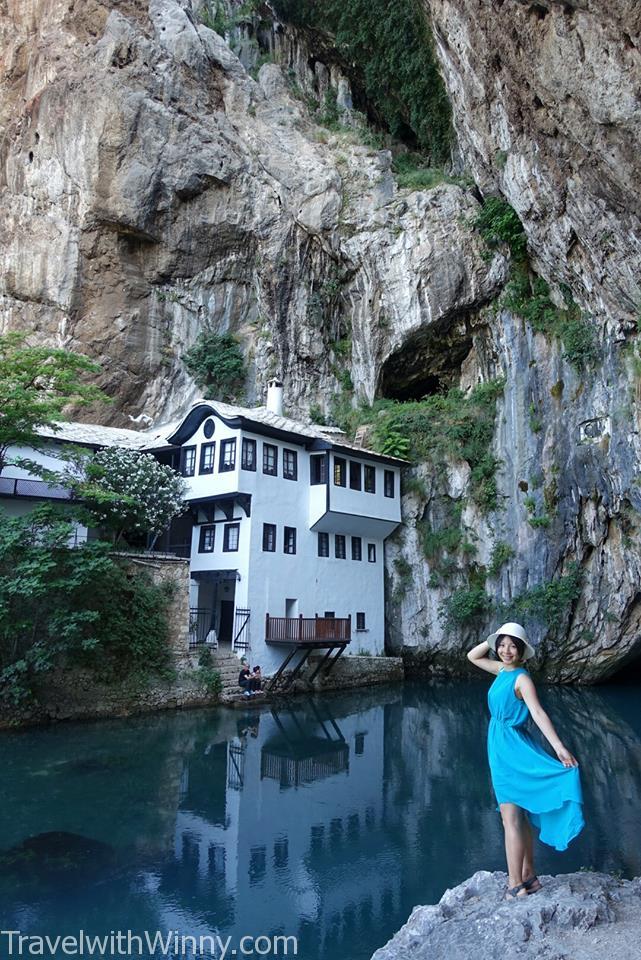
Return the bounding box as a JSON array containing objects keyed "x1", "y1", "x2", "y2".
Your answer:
[
  {"x1": 523, "y1": 875, "x2": 542, "y2": 894},
  {"x1": 505, "y1": 882, "x2": 527, "y2": 900}
]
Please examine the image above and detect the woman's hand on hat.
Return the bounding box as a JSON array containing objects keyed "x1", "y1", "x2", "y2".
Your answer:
[{"x1": 556, "y1": 745, "x2": 579, "y2": 768}]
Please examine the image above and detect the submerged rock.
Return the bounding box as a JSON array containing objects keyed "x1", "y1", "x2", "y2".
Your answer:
[
  {"x1": 371, "y1": 869, "x2": 641, "y2": 959},
  {"x1": 0, "y1": 831, "x2": 116, "y2": 891}
]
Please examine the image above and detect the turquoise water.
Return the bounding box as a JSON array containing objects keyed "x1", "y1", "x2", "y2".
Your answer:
[{"x1": 2, "y1": 680, "x2": 641, "y2": 959}]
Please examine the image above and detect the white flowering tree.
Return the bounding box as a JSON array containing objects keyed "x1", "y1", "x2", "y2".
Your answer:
[{"x1": 79, "y1": 448, "x2": 187, "y2": 545}]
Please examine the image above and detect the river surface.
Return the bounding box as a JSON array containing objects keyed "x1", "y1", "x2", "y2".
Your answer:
[{"x1": 2, "y1": 680, "x2": 641, "y2": 960}]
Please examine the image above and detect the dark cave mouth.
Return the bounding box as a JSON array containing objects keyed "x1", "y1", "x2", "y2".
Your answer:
[
  {"x1": 377, "y1": 324, "x2": 474, "y2": 402},
  {"x1": 603, "y1": 651, "x2": 641, "y2": 685}
]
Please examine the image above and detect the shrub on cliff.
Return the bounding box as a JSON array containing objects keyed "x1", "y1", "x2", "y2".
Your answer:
[
  {"x1": 182, "y1": 332, "x2": 246, "y2": 401},
  {"x1": 272, "y1": 0, "x2": 452, "y2": 163},
  {"x1": 0, "y1": 506, "x2": 173, "y2": 706}
]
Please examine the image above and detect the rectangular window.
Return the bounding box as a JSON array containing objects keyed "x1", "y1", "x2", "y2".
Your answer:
[
  {"x1": 181, "y1": 446, "x2": 196, "y2": 477},
  {"x1": 318, "y1": 532, "x2": 329, "y2": 557},
  {"x1": 198, "y1": 525, "x2": 215, "y2": 553},
  {"x1": 199, "y1": 442, "x2": 216, "y2": 475},
  {"x1": 364, "y1": 464, "x2": 376, "y2": 493},
  {"x1": 335, "y1": 534, "x2": 346, "y2": 559},
  {"x1": 283, "y1": 526, "x2": 296, "y2": 555},
  {"x1": 310, "y1": 454, "x2": 327, "y2": 485},
  {"x1": 263, "y1": 443, "x2": 277, "y2": 476},
  {"x1": 262, "y1": 523, "x2": 276, "y2": 552},
  {"x1": 334, "y1": 457, "x2": 346, "y2": 487},
  {"x1": 283, "y1": 448, "x2": 298, "y2": 481},
  {"x1": 356, "y1": 612, "x2": 366, "y2": 631},
  {"x1": 219, "y1": 438, "x2": 236, "y2": 472},
  {"x1": 324, "y1": 611, "x2": 335, "y2": 619},
  {"x1": 349, "y1": 461, "x2": 362, "y2": 491},
  {"x1": 223, "y1": 522, "x2": 240, "y2": 552},
  {"x1": 351, "y1": 536, "x2": 362, "y2": 561},
  {"x1": 241, "y1": 438, "x2": 256, "y2": 471},
  {"x1": 367, "y1": 543, "x2": 376, "y2": 563},
  {"x1": 384, "y1": 470, "x2": 395, "y2": 498}
]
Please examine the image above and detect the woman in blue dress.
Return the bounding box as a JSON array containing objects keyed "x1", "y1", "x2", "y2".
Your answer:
[{"x1": 467, "y1": 622, "x2": 584, "y2": 900}]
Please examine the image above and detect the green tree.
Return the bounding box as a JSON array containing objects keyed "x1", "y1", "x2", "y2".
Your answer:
[
  {"x1": 182, "y1": 332, "x2": 246, "y2": 400},
  {"x1": 0, "y1": 332, "x2": 104, "y2": 473},
  {"x1": 0, "y1": 506, "x2": 173, "y2": 705}
]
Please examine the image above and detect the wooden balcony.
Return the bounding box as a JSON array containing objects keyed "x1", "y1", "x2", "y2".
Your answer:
[{"x1": 265, "y1": 614, "x2": 351, "y2": 646}]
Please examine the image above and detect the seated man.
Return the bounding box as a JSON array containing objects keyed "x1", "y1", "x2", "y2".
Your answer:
[{"x1": 238, "y1": 662, "x2": 252, "y2": 695}]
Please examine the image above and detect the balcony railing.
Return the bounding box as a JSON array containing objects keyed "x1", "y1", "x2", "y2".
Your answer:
[
  {"x1": 265, "y1": 614, "x2": 351, "y2": 645},
  {"x1": 0, "y1": 477, "x2": 73, "y2": 500}
]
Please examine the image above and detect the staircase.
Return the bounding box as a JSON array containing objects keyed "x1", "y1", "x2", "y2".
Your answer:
[{"x1": 194, "y1": 649, "x2": 244, "y2": 702}]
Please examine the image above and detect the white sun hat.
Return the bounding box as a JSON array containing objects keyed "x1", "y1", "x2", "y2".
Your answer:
[{"x1": 486, "y1": 622, "x2": 535, "y2": 661}]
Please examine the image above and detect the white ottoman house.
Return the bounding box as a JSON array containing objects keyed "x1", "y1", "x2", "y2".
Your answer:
[{"x1": 151, "y1": 382, "x2": 404, "y2": 675}]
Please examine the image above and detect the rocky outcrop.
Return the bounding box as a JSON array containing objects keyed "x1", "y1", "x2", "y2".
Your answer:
[
  {"x1": 382, "y1": 0, "x2": 641, "y2": 682},
  {"x1": 0, "y1": 0, "x2": 499, "y2": 425},
  {"x1": 372, "y1": 870, "x2": 641, "y2": 960},
  {"x1": 424, "y1": 0, "x2": 641, "y2": 332}
]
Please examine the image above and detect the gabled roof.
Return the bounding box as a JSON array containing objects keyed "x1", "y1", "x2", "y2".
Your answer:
[
  {"x1": 164, "y1": 400, "x2": 408, "y2": 465},
  {"x1": 36, "y1": 399, "x2": 408, "y2": 465}
]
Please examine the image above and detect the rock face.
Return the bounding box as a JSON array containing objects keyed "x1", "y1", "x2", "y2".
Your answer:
[
  {"x1": 0, "y1": 0, "x2": 499, "y2": 425},
  {"x1": 425, "y1": 0, "x2": 641, "y2": 331},
  {"x1": 372, "y1": 870, "x2": 641, "y2": 960},
  {"x1": 384, "y1": 0, "x2": 641, "y2": 682}
]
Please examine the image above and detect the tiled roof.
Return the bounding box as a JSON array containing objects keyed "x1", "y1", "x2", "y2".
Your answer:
[
  {"x1": 38, "y1": 422, "x2": 150, "y2": 449},
  {"x1": 37, "y1": 399, "x2": 407, "y2": 463}
]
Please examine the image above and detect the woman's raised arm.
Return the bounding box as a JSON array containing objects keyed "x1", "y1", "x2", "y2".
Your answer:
[{"x1": 467, "y1": 639, "x2": 501, "y2": 675}]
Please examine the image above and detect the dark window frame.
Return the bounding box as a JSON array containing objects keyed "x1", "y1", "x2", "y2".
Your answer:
[
  {"x1": 334, "y1": 457, "x2": 346, "y2": 487},
  {"x1": 241, "y1": 437, "x2": 257, "y2": 471},
  {"x1": 349, "y1": 461, "x2": 362, "y2": 491},
  {"x1": 351, "y1": 536, "x2": 362, "y2": 561},
  {"x1": 181, "y1": 445, "x2": 196, "y2": 477},
  {"x1": 318, "y1": 532, "x2": 329, "y2": 557},
  {"x1": 262, "y1": 523, "x2": 276, "y2": 552},
  {"x1": 199, "y1": 525, "x2": 216, "y2": 553},
  {"x1": 310, "y1": 454, "x2": 327, "y2": 485},
  {"x1": 199, "y1": 441, "x2": 216, "y2": 475},
  {"x1": 364, "y1": 464, "x2": 376, "y2": 494},
  {"x1": 223, "y1": 522, "x2": 240, "y2": 552},
  {"x1": 283, "y1": 526, "x2": 297, "y2": 555},
  {"x1": 283, "y1": 448, "x2": 298, "y2": 481},
  {"x1": 335, "y1": 534, "x2": 346, "y2": 559},
  {"x1": 263, "y1": 443, "x2": 278, "y2": 476},
  {"x1": 356, "y1": 612, "x2": 366, "y2": 631},
  {"x1": 367, "y1": 542, "x2": 376, "y2": 563},
  {"x1": 219, "y1": 438, "x2": 237, "y2": 473},
  {"x1": 384, "y1": 470, "x2": 395, "y2": 498}
]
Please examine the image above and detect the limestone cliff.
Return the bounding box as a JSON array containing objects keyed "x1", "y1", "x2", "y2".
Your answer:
[
  {"x1": 2, "y1": 0, "x2": 641, "y2": 681},
  {"x1": 0, "y1": 0, "x2": 497, "y2": 423}
]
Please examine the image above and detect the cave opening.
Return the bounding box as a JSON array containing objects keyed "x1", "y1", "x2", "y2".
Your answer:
[
  {"x1": 603, "y1": 650, "x2": 641, "y2": 685},
  {"x1": 377, "y1": 322, "x2": 473, "y2": 403}
]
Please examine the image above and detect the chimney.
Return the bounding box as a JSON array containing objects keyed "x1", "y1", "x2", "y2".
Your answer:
[{"x1": 266, "y1": 379, "x2": 283, "y2": 416}]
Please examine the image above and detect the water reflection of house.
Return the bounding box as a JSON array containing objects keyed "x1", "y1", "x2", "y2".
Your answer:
[{"x1": 148, "y1": 693, "x2": 403, "y2": 954}]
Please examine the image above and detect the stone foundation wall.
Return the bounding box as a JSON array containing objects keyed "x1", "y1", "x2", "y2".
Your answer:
[
  {"x1": 304, "y1": 654, "x2": 404, "y2": 692},
  {"x1": 0, "y1": 556, "x2": 216, "y2": 730}
]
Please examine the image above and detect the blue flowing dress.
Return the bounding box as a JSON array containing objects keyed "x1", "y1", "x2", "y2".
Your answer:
[{"x1": 487, "y1": 666, "x2": 584, "y2": 851}]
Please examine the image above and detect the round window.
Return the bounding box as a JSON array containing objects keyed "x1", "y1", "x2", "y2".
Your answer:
[{"x1": 203, "y1": 418, "x2": 216, "y2": 439}]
